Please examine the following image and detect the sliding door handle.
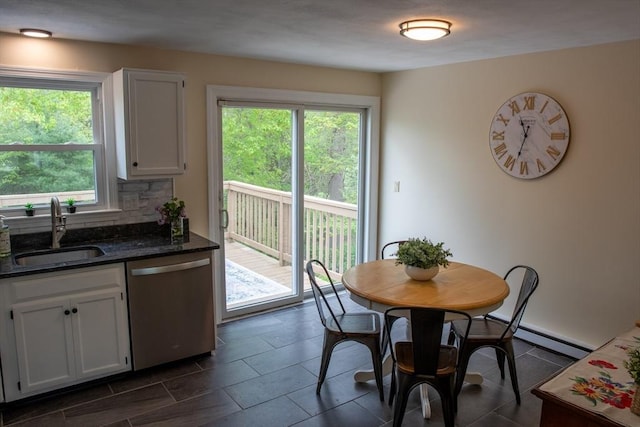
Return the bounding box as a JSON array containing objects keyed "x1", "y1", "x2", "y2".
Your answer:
[{"x1": 221, "y1": 209, "x2": 229, "y2": 230}]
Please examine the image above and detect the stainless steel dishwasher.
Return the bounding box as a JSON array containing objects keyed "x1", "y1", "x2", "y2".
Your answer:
[{"x1": 126, "y1": 251, "x2": 215, "y2": 370}]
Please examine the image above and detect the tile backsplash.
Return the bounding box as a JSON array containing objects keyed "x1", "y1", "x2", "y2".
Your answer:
[{"x1": 117, "y1": 178, "x2": 173, "y2": 225}]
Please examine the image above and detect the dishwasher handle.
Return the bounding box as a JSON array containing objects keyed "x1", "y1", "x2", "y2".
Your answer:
[{"x1": 130, "y1": 257, "x2": 210, "y2": 276}]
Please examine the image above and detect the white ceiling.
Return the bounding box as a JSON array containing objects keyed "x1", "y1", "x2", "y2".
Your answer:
[{"x1": 1, "y1": 0, "x2": 639, "y2": 72}]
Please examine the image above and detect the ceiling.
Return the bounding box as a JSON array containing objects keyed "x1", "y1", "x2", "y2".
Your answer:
[{"x1": 1, "y1": 0, "x2": 639, "y2": 72}]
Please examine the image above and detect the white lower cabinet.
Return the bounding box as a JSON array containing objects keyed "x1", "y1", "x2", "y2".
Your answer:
[
  {"x1": 13, "y1": 289, "x2": 128, "y2": 394},
  {"x1": 12, "y1": 295, "x2": 76, "y2": 394},
  {"x1": 69, "y1": 289, "x2": 128, "y2": 379},
  {"x1": 0, "y1": 264, "x2": 130, "y2": 401}
]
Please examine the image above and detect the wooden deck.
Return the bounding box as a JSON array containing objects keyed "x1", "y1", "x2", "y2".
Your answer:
[{"x1": 224, "y1": 240, "x2": 315, "y2": 293}]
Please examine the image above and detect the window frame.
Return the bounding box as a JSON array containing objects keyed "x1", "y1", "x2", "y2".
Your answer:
[{"x1": 0, "y1": 66, "x2": 120, "y2": 225}]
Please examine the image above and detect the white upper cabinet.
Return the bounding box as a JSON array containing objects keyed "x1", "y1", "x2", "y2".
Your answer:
[{"x1": 113, "y1": 68, "x2": 186, "y2": 179}]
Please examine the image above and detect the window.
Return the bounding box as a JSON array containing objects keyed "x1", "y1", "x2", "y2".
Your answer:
[{"x1": 0, "y1": 68, "x2": 113, "y2": 216}]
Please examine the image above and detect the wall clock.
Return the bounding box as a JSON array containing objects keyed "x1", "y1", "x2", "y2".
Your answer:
[{"x1": 489, "y1": 92, "x2": 570, "y2": 179}]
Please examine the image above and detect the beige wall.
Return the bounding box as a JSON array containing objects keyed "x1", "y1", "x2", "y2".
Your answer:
[
  {"x1": 0, "y1": 32, "x2": 381, "y2": 236},
  {"x1": 380, "y1": 40, "x2": 640, "y2": 349}
]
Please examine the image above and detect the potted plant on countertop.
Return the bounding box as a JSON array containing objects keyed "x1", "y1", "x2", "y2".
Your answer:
[
  {"x1": 25, "y1": 203, "x2": 35, "y2": 216},
  {"x1": 625, "y1": 342, "x2": 640, "y2": 415},
  {"x1": 156, "y1": 197, "x2": 187, "y2": 243},
  {"x1": 395, "y1": 237, "x2": 453, "y2": 281},
  {"x1": 65, "y1": 198, "x2": 76, "y2": 213}
]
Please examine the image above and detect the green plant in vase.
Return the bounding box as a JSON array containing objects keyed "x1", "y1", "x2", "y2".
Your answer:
[
  {"x1": 65, "y1": 198, "x2": 76, "y2": 213},
  {"x1": 625, "y1": 343, "x2": 640, "y2": 415},
  {"x1": 626, "y1": 347, "x2": 640, "y2": 384},
  {"x1": 157, "y1": 197, "x2": 187, "y2": 242},
  {"x1": 395, "y1": 237, "x2": 452, "y2": 281},
  {"x1": 25, "y1": 203, "x2": 35, "y2": 216}
]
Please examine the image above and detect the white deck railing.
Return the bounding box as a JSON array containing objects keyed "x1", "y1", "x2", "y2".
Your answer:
[{"x1": 224, "y1": 181, "x2": 357, "y2": 279}]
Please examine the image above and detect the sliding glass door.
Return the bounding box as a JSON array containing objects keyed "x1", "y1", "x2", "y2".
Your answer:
[
  {"x1": 220, "y1": 105, "x2": 298, "y2": 313},
  {"x1": 302, "y1": 109, "x2": 362, "y2": 291},
  {"x1": 207, "y1": 86, "x2": 379, "y2": 320}
]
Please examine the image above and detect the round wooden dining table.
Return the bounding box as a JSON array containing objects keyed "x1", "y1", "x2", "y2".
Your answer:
[
  {"x1": 341, "y1": 259, "x2": 510, "y2": 418},
  {"x1": 342, "y1": 259, "x2": 509, "y2": 315}
]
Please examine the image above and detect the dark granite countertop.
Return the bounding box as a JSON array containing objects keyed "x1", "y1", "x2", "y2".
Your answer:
[{"x1": 0, "y1": 222, "x2": 220, "y2": 278}]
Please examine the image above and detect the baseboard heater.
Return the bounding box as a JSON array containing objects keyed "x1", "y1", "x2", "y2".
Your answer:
[{"x1": 485, "y1": 314, "x2": 591, "y2": 360}]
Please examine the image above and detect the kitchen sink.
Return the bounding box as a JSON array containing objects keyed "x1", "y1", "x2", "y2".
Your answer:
[{"x1": 14, "y1": 246, "x2": 105, "y2": 267}]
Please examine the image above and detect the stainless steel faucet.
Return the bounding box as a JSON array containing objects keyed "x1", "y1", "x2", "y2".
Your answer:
[{"x1": 51, "y1": 196, "x2": 66, "y2": 249}]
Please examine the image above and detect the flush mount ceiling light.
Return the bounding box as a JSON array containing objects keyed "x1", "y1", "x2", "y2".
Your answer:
[
  {"x1": 399, "y1": 19, "x2": 451, "y2": 41},
  {"x1": 20, "y1": 28, "x2": 53, "y2": 38}
]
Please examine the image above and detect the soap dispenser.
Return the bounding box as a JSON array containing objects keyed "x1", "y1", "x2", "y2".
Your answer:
[{"x1": 0, "y1": 215, "x2": 10, "y2": 257}]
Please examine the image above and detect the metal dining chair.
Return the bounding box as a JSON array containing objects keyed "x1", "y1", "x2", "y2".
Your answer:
[
  {"x1": 305, "y1": 259, "x2": 384, "y2": 401},
  {"x1": 380, "y1": 240, "x2": 408, "y2": 259},
  {"x1": 448, "y1": 265, "x2": 539, "y2": 404},
  {"x1": 385, "y1": 306, "x2": 471, "y2": 427}
]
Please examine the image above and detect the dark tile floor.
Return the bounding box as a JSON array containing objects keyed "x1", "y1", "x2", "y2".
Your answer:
[{"x1": 0, "y1": 295, "x2": 575, "y2": 426}]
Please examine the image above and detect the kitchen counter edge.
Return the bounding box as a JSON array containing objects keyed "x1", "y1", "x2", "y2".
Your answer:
[{"x1": 0, "y1": 232, "x2": 220, "y2": 279}]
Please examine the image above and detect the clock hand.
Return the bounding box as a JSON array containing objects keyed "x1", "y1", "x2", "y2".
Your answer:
[{"x1": 517, "y1": 118, "x2": 530, "y2": 159}]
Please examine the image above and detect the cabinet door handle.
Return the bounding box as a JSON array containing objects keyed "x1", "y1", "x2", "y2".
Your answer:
[
  {"x1": 132, "y1": 162, "x2": 138, "y2": 167},
  {"x1": 64, "y1": 309, "x2": 70, "y2": 315},
  {"x1": 72, "y1": 308, "x2": 78, "y2": 314}
]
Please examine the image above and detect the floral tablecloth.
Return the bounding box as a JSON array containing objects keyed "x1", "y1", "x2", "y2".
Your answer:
[{"x1": 539, "y1": 327, "x2": 640, "y2": 426}]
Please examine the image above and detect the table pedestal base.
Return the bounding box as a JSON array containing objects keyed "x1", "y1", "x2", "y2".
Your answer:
[{"x1": 354, "y1": 355, "x2": 394, "y2": 383}]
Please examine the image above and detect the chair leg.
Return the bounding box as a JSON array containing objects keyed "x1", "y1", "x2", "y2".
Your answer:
[
  {"x1": 389, "y1": 367, "x2": 397, "y2": 406},
  {"x1": 316, "y1": 331, "x2": 339, "y2": 394},
  {"x1": 451, "y1": 370, "x2": 459, "y2": 413},
  {"x1": 495, "y1": 347, "x2": 506, "y2": 379},
  {"x1": 454, "y1": 347, "x2": 473, "y2": 398},
  {"x1": 392, "y1": 373, "x2": 412, "y2": 427},
  {"x1": 438, "y1": 377, "x2": 455, "y2": 427},
  {"x1": 503, "y1": 341, "x2": 521, "y2": 404},
  {"x1": 366, "y1": 338, "x2": 385, "y2": 401}
]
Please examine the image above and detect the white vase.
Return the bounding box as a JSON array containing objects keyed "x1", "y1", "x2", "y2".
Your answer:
[{"x1": 405, "y1": 265, "x2": 439, "y2": 281}]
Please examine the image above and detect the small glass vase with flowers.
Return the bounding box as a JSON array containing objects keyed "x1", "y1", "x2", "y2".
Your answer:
[{"x1": 156, "y1": 197, "x2": 187, "y2": 243}]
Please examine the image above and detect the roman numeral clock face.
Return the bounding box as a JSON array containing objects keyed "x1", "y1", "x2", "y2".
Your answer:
[{"x1": 489, "y1": 92, "x2": 570, "y2": 179}]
